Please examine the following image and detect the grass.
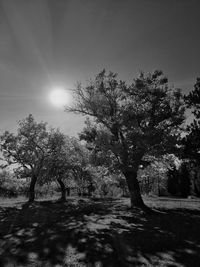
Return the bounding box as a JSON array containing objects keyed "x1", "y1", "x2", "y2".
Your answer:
[{"x1": 0, "y1": 196, "x2": 200, "y2": 266}]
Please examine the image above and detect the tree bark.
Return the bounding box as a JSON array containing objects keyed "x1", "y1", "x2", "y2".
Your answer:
[
  {"x1": 123, "y1": 170, "x2": 146, "y2": 208},
  {"x1": 28, "y1": 175, "x2": 37, "y2": 203},
  {"x1": 57, "y1": 179, "x2": 66, "y2": 202}
]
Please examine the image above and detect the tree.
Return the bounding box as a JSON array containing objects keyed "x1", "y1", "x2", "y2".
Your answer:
[
  {"x1": 0, "y1": 114, "x2": 51, "y2": 202},
  {"x1": 183, "y1": 78, "x2": 200, "y2": 163},
  {"x1": 42, "y1": 133, "x2": 94, "y2": 201},
  {"x1": 68, "y1": 139, "x2": 94, "y2": 197},
  {"x1": 37, "y1": 129, "x2": 68, "y2": 201},
  {"x1": 185, "y1": 78, "x2": 200, "y2": 118},
  {"x1": 41, "y1": 133, "x2": 80, "y2": 202},
  {"x1": 66, "y1": 70, "x2": 185, "y2": 209}
]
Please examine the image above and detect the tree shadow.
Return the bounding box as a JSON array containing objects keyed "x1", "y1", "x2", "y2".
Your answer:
[{"x1": 0, "y1": 199, "x2": 200, "y2": 266}]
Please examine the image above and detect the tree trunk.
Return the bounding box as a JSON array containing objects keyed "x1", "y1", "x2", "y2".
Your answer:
[
  {"x1": 123, "y1": 170, "x2": 146, "y2": 208},
  {"x1": 157, "y1": 175, "x2": 160, "y2": 197},
  {"x1": 28, "y1": 175, "x2": 37, "y2": 203},
  {"x1": 66, "y1": 187, "x2": 70, "y2": 197},
  {"x1": 57, "y1": 179, "x2": 66, "y2": 202}
]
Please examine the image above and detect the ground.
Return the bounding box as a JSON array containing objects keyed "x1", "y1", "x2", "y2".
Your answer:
[{"x1": 0, "y1": 197, "x2": 200, "y2": 267}]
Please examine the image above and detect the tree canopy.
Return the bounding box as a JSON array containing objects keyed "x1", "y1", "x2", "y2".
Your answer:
[
  {"x1": 183, "y1": 78, "x2": 200, "y2": 163},
  {"x1": 0, "y1": 115, "x2": 62, "y2": 202}
]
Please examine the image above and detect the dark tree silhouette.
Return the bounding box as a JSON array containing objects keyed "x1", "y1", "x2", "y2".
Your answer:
[
  {"x1": 183, "y1": 78, "x2": 200, "y2": 163},
  {"x1": 66, "y1": 70, "x2": 185, "y2": 209}
]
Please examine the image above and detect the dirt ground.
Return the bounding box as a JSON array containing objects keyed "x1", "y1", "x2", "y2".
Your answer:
[{"x1": 0, "y1": 197, "x2": 200, "y2": 267}]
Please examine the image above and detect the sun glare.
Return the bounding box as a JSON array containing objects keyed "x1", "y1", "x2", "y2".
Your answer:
[{"x1": 49, "y1": 88, "x2": 71, "y2": 108}]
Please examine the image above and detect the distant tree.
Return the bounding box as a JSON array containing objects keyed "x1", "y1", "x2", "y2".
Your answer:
[
  {"x1": 139, "y1": 154, "x2": 181, "y2": 196},
  {"x1": 66, "y1": 70, "x2": 185, "y2": 209},
  {"x1": 69, "y1": 140, "x2": 95, "y2": 197},
  {"x1": 38, "y1": 129, "x2": 70, "y2": 201},
  {"x1": 0, "y1": 114, "x2": 51, "y2": 202},
  {"x1": 42, "y1": 133, "x2": 85, "y2": 201},
  {"x1": 42, "y1": 133, "x2": 94, "y2": 201},
  {"x1": 87, "y1": 165, "x2": 118, "y2": 197}
]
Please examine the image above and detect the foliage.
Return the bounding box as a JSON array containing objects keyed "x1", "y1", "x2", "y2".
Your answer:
[
  {"x1": 0, "y1": 114, "x2": 58, "y2": 201},
  {"x1": 139, "y1": 154, "x2": 182, "y2": 196},
  {"x1": 0, "y1": 115, "x2": 98, "y2": 201},
  {"x1": 39, "y1": 129, "x2": 69, "y2": 184},
  {"x1": 69, "y1": 139, "x2": 94, "y2": 193},
  {"x1": 0, "y1": 170, "x2": 28, "y2": 197},
  {"x1": 86, "y1": 165, "x2": 121, "y2": 197},
  {"x1": 40, "y1": 131, "x2": 96, "y2": 199},
  {"x1": 0, "y1": 114, "x2": 49, "y2": 177},
  {"x1": 183, "y1": 78, "x2": 200, "y2": 163},
  {"x1": 185, "y1": 78, "x2": 200, "y2": 118},
  {"x1": 167, "y1": 161, "x2": 191, "y2": 197}
]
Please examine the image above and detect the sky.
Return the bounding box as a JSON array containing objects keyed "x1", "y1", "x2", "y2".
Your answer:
[{"x1": 0, "y1": 0, "x2": 200, "y2": 136}]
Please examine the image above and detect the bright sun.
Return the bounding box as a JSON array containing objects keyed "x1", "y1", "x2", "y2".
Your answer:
[{"x1": 49, "y1": 88, "x2": 71, "y2": 108}]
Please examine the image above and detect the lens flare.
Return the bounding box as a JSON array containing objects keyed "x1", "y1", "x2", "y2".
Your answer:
[{"x1": 49, "y1": 88, "x2": 71, "y2": 108}]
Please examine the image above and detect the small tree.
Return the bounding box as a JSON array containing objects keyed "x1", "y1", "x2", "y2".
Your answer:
[
  {"x1": 42, "y1": 133, "x2": 94, "y2": 201},
  {"x1": 66, "y1": 70, "x2": 185, "y2": 209},
  {"x1": 41, "y1": 132, "x2": 76, "y2": 202},
  {"x1": 0, "y1": 115, "x2": 51, "y2": 202},
  {"x1": 69, "y1": 139, "x2": 94, "y2": 197}
]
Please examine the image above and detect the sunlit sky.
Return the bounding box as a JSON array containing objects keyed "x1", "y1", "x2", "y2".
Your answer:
[{"x1": 0, "y1": 0, "x2": 200, "y2": 136}]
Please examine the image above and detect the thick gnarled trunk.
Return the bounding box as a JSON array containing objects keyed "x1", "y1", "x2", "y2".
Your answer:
[
  {"x1": 57, "y1": 179, "x2": 66, "y2": 202},
  {"x1": 123, "y1": 170, "x2": 145, "y2": 208},
  {"x1": 28, "y1": 175, "x2": 37, "y2": 203}
]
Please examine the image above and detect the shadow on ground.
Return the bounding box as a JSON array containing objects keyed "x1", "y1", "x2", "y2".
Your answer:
[{"x1": 0, "y1": 198, "x2": 200, "y2": 266}]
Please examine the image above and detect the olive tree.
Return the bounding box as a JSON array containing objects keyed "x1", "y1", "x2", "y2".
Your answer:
[
  {"x1": 41, "y1": 133, "x2": 77, "y2": 202},
  {"x1": 0, "y1": 114, "x2": 51, "y2": 202},
  {"x1": 43, "y1": 133, "x2": 93, "y2": 201}
]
